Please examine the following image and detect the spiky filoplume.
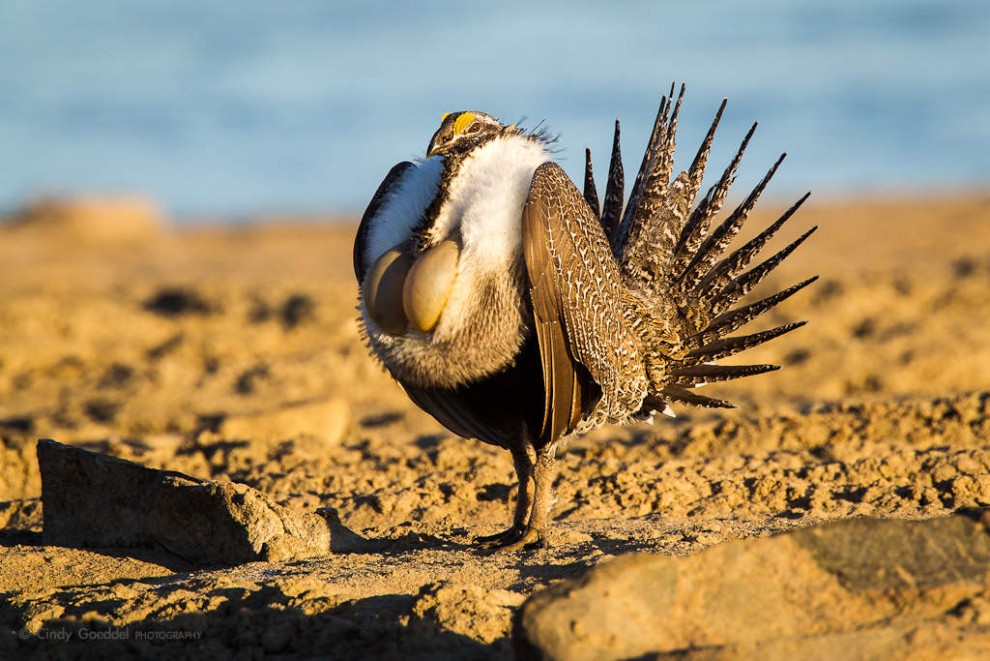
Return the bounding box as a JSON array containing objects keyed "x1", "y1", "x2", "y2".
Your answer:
[{"x1": 355, "y1": 88, "x2": 816, "y2": 549}]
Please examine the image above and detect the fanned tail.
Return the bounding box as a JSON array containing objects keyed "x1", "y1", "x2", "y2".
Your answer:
[{"x1": 584, "y1": 84, "x2": 817, "y2": 414}]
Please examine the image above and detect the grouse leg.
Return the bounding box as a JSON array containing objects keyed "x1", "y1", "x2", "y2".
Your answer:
[
  {"x1": 504, "y1": 442, "x2": 558, "y2": 551},
  {"x1": 477, "y1": 443, "x2": 534, "y2": 547}
]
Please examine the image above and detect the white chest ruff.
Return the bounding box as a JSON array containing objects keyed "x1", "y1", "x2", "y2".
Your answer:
[
  {"x1": 432, "y1": 135, "x2": 550, "y2": 274},
  {"x1": 361, "y1": 135, "x2": 550, "y2": 388}
]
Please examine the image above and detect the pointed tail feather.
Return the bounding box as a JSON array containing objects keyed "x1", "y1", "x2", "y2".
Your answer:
[
  {"x1": 695, "y1": 276, "x2": 819, "y2": 346},
  {"x1": 583, "y1": 148, "x2": 601, "y2": 219},
  {"x1": 687, "y1": 321, "x2": 807, "y2": 363},
  {"x1": 694, "y1": 192, "x2": 811, "y2": 304},
  {"x1": 615, "y1": 83, "x2": 676, "y2": 254},
  {"x1": 602, "y1": 120, "x2": 625, "y2": 251},
  {"x1": 620, "y1": 84, "x2": 716, "y2": 285},
  {"x1": 676, "y1": 152, "x2": 787, "y2": 295},
  {"x1": 711, "y1": 225, "x2": 818, "y2": 317},
  {"x1": 672, "y1": 363, "x2": 780, "y2": 385},
  {"x1": 637, "y1": 84, "x2": 685, "y2": 222},
  {"x1": 660, "y1": 384, "x2": 736, "y2": 409},
  {"x1": 685, "y1": 99, "x2": 726, "y2": 201},
  {"x1": 671, "y1": 121, "x2": 758, "y2": 279}
]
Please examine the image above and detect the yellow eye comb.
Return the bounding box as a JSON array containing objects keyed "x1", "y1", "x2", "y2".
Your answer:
[{"x1": 453, "y1": 112, "x2": 476, "y2": 134}]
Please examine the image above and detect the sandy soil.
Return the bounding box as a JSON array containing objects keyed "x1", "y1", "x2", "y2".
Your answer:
[{"x1": 1, "y1": 191, "x2": 989, "y2": 658}]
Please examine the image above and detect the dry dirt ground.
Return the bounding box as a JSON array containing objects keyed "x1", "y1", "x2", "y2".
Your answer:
[{"x1": 1, "y1": 191, "x2": 989, "y2": 658}]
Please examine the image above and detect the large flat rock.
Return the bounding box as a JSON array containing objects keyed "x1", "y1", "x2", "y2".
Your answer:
[
  {"x1": 38, "y1": 439, "x2": 344, "y2": 565},
  {"x1": 515, "y1": 513, "x2": 990, "y2": 660}
]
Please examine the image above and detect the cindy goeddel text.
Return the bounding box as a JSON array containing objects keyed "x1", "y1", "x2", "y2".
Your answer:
[{"x1": 20, "y1": 626, "x2": 204, "y2": 642}]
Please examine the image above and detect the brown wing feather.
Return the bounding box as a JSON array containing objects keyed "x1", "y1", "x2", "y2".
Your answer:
[
  {"x1": 524, "y1": 195, "x2": 586, "y2": 444},
  {"x1": 522, "y1": 162, "x2": 647, "y2": 443}
]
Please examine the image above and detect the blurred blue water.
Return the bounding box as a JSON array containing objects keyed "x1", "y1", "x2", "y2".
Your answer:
[{"x1": 1, "y1": 0, "x2": 987, "y2": 220}]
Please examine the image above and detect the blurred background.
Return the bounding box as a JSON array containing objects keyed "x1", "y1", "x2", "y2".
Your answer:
[{"x1": 1, "y1": 0, "x2": 987, "y2": 222}]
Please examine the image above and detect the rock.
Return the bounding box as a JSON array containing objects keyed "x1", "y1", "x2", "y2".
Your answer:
[
  {"x1": 143, "y1": 287, "x2": 217, "y2": 317},
  {"x1": 280, "y1": 293, "x2": 317, "y2": 329},
  {"x1": 412, "y1": 581, "x2": 525, "y2": 645},
  {"x1": 0, "y1": 433, "x2": 39, "y2": 500},
  {"x1": 515, "y1": 514, "x2": 990, "y2": 660},
  {"x1": 8, "y1": 195, "x2": 166, "y2": 245},
  {"x1": 37, "y1": 438, "x2": 353, "y2": 565}
]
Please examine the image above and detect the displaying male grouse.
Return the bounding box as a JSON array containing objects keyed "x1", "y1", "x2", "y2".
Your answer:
[{"x1": 354, "y1": 85, "x2": 816, "y2": 549}]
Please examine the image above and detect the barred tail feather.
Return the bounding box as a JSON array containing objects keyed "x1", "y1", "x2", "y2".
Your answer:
[
  {"x1": 696, "y1": 276, "x2": 818, "y2": 345},
  {"x1": 583, "y1": 147, "x2": 601, "y2": 219},
  {"x1": 676, "y1": 152, "x2": 787, "y2": 295},
  {"x1": 658, "y1": 385, "x2": 736, "y2": 409},
  {"x1": 671, "y1": 121, "x2": 757, "y2": 278},
  {"x1": 694, "y1": 192, "x2": 811, "y2": 304},
  {"x1": 602, "y1": 120, "x2": 625, "y2": 250},
  {"x1": 711, "y1": 224, "x2": 818, "y2": 317},
  {"x1": 672, "y1": 363, "x2": 780, "y2": 385},
  {"x1": 618, "y1": 85, "x2": 690, "y2": 283},
  {"x1": 685, "y1": 98, "x2": 726, "y2": 200},
  {"x1": 615, "y1": 83, "x2": 677, "y2": 256},
  {"x1": 686, "y1": 321, "x2": 808, "y2": 362}
]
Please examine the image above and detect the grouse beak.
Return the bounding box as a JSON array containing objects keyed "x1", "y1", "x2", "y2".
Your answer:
[{"x1": 426, "y1": 127, "x2": 444, "y2": 158}]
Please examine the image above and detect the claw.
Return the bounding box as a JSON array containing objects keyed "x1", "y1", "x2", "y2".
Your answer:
[
  {"x1": 476, "y1": 525, "x2": 548, "y2": 551},
  {"x1": 498, "y1": 527, "x2": 547, "y2": 552},
  {"x1": 476, "y1": 525, "x2": 525, "y2": 548}
]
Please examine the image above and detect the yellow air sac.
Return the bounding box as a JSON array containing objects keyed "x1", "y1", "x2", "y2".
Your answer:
[
  {"x1": 403, "y1": 240, "x2": 460, "y2": 333},
  {"x1": 363, "y1": 248, "x2": 413, "y2": 335}
]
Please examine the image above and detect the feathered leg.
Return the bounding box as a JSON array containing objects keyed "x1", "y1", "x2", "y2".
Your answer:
[
  {"x1": 504, "y1": 443, "x2": 558, "y2": 550},
  {"x1": 478, "y1": 443, "x2": 534, "y2": 547}
]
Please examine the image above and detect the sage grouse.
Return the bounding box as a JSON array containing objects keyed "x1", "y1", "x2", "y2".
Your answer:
[{"x1": 355, "y1": 85, "x2": 816, "y2": 549}]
